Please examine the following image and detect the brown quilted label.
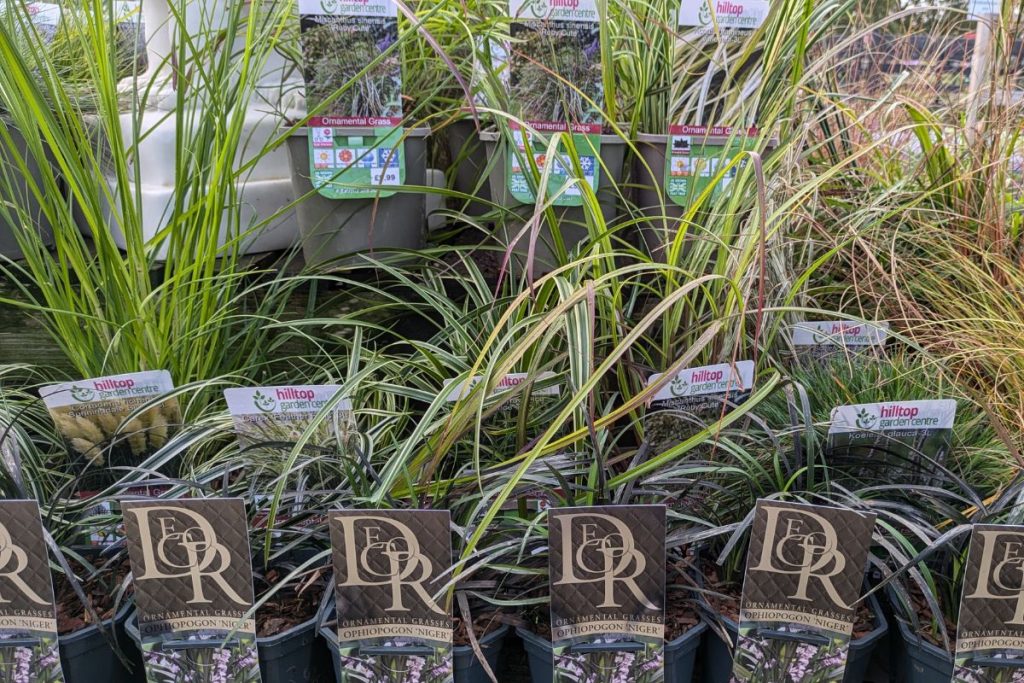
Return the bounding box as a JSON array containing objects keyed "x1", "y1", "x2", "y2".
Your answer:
[
  {"x1": 0, "y1": 500, "x2": 63, "y2": 681},
  {"x1": 123, "y1": 499, "x2": 256, "y2": 639},
  {"x1": 733, "y1": 500, "x2": 875, "y2": 682},
  {"x1": 330, "y1": 510, "x2": 453, "y2": 682},
  {"x1": 954, "y1": 524, "x2": 1024, "y2": 681},
  {"x1": 548, "y1": 505, "x2": 666, "y2": 682}
]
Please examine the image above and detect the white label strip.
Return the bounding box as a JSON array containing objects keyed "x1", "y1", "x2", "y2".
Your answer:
[
  {"x1": 443, "y1": 371, "x2": 560, "y2": 402},
  {"x1": 647, "y1": 360, "x2": 755, "y2": 402},
  {"x1": 829, "y1": 399, "x2": 957, "y2": 434},
  {"x1": 41, "y1": 370, "x2": 175, "y2": 409},
  {"x1": 791, "y1": 321, "x2": 889, "y2": 347}
]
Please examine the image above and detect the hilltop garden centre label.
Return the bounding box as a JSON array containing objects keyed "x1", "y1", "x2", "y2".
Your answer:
[
  {"x1": 954, "y1": 524, "x2": 1024, "y2": 682},
  {"x1": 0, "y1": 501, "x2": 64, "y2": 682},
  {"x1": 827, "y1": 399, "x2": 957, "y2": 485},
  {"x1": 40, "y1": 370, "x2": 181, "y2": 493},
  {"x1": 733, "y1": 500, "x2": 876, "y2": 683},
  {"x1": 329, "y1": 510, "x2": 454, "y2": 683},
  {"x1": 298, "y1": 0, "x2": 405, "y2": 199},
  {"x1": 505, "y1": 0, "x2": 604, "y2": 206},
  {"x1": 677, "y1": 0, "x2": 769, "y2": 34},
  {"x1": 123, "y1": 499, "x2": 261, "y2": 683},
  {"x1": 548, "y1": 506, "x2": 666, "y2": 682},
  {"x1": 224, "y1": 384, "x2": 353, "y2": 447},
  {"x1": 790, "y1": 320, "x2": 889, "y2": 363}
]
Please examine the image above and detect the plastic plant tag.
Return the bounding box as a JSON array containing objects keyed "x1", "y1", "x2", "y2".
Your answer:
[
  {"x1": 298, "y1": 0, "x2": 404, "y2": 199},
  {"x1": 967, "y1": 0, "x2": 998, "y2": 18},
  {"x1": 645, "y1": 360, "x2": 754, "y2": 455},
  {"x1": 733, "y1": 500, "x2": 876, "y2": 683},
  {"x1": 40, "y1": 370, "x2": 181, "y2": 494},
  {"x1": 442, "y1": 371, "x2": 560, "y2": 404},
  {"x1": 504, "y1": 0, "x2": 604, "y2": 207},
  {"x1": 664, "y1": 125, "x2": 759, "y2": 207},
  {"x1": 0, "y1": 500, "x2": 64, "y2": 682},
  {"x1": 677, "y1": 0, "x2": 769, "y2": 34},
  {"x1": 790, "y1": 320, "x2": 889, "y2": 365},
  {"x1": 329, "y1": 509, "x2": 453, "y2": 682},
  {"x1": 223, "y1": 384, "x2": 354, "y2": 448},
  {"x1": 0, "y1": 2, "x2": 62, "y2": 42},
  {"x1": 827, "y1": 399, "x2": 956, "y2": 486},
  {"x1": 122, "y1": 499, "x2": 261, "y2": 683},
  {"x1": 548, "y1": 505, "x2": 666, "y2": 682},
  {"x1": 953, "y1": 524, "x2": 1024, "y2": 682}
]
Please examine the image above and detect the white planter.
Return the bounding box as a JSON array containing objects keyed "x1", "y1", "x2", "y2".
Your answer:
[{"x1": 87, "y1": 0, "x2": 303, "y2": 258}]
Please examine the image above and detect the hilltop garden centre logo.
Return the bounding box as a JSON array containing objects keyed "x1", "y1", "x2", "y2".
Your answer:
[
  {"x1": 252, "y1": 390, "x2": 277, "y2": 413},
  {"x1": 855, "y1": 407, "x2": 877, "y2": 430}
]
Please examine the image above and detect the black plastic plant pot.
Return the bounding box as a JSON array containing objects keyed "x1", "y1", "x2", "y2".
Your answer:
[
  {"x1": 444, "y1": 118, "x2": 494, "y2": 217},
  {"x1": 700, "y1": 594, "x2": 889, "y2": 683},
  {"x1": 126, "y1": 610, "x2": 334, "y2": 683},
  {"x1": 0, "y1": 121, "x2": 55, "y2": 259},
  {"x1": 285, "y1": 127, "x2": 430, "y2": 268},
  {"x1": 60, "y1": 602, "x2": 142, "y2": 683},
  {"x1": 517, "y1": 620, "x2": 706, "y2": 683},
  {"x1": 479, "y1": 130, "x2": 626, "y2": 275},
  {"x1": 319, "y1": 622, "x2": 510, "y2": 683},
  {"x1": 892, "y1": 617, "x2": 954, "y2": 683}
]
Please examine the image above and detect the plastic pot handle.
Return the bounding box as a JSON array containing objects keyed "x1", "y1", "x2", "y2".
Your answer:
[
  {"x1": 359, "y1": 645, "x2": 437, "y2": 656},
  {"x1": 755, "y1": 629, "x2": 831, "y2": 647},
  {"x1": 568, "y1": 640, "x2": 647, "y2": 654}
]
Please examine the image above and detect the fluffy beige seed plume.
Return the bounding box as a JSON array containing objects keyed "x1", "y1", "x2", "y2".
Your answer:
[
  {"x1": 125, "y1": 418, "x2": 146, "y2": 456},
  {"x1": 96, "y1": 411, "x2": 120, "y2": 438},
  {"x1": 73, "y1": 416, "x2": 105, "y2": 444},
  {"x1": 70, "y1": 438, "x2": 104, "y2": 465},
  {"x1": 148, "y1": 408, "x2": 169, "y2": 448}
]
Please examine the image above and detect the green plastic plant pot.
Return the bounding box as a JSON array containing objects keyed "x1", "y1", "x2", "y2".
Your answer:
[
  {"x1": 126, "y1": 610, "x2": 333, "y2": 683},
  {"x1": 516, "y1": 620, "x2": 706, "y2": 683},
  {"x1": 286, "y1": 127, "x2": 429, "y2": 267},
  {"x1": 699, "y1": 594, "x2": 889, "y2": 683},
  {"x1": 60, "y1": 602, "x2": 142, "y2": 683},
  {"x1": 319, "y1": 621, "x2": 510, "y2": 683},
  {"x1": 0, "y1": 122, "x2": 55, "y2": 259},
  {"x1": 479, "y1": 130, "x2": 626, "y2": 275}
]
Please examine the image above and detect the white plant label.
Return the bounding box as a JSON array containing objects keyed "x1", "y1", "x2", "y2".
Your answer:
[
  {"x1": 647, "y1": 360, "x2": 755, "y2": 403},
  {"x1": 968, "y1": 0, "x2": 999, "y2": 17},
  {"x1": 828, "y1": 399, "x2": 956, "y2": 434},
  {"x1": 443, "y1": 371, "x2": 560, "y2": 402},
  {"x1": 677, "y1": 0, "x2": 769, "y2": 31},
  {"x1": 791, "y1": 321, "x2": 889, "y2": 347},
  {"x1": 223, "y1": 384, "x2": 352, "y2": 446},
  {"x1": 41, "y1": 370, "x2": 175, "y2": 409}
]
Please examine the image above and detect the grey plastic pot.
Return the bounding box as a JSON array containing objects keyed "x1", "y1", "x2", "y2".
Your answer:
[
  {"x1": 517, "y1": 619, "x2": 706, "y2": 683},
  {"x1": 480, "y1": 130, "x2": 626, "y2": 274},
  {"x1": 286, "y1": 127, "x2": 429, "y2": 267},
  {"x1": 0, "y1": 122, "x2": 55, "y2": 258},
  {"x1": 700, "y1": 594, "x2": 889, "y2": 683},
  {"x1": 632, "y1": 132, "x2": 684, "y2": 262},
  {"x1": 126, "y1": 609, "x2": 332, "y2": 683},
  {"x1": 444, "y1": 118, "x2": 493, "y2": 217},
  {"x1": 320, "y1": 621, "x2": 509, "y2": 683},
  {"x1": 893, "y1": 618, "x2": 953, "y2": 683},
  {"x1": 60, "y1": 602, "x2": 142, "y2": 683}
]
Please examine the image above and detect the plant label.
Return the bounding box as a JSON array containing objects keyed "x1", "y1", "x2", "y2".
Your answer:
[
  {"x1": 442, "y1": 371, "x2": 560, "y2": 403},
  {"x1": 223, "y1": 384, "x2": 353, "y2": 447},
  {"x1": 0, "y1": 500, "x2": 63, "y2": 682},
  {"x1": 677, "y1": 0, "x2": 769, "y2": 33},
  {"x1": 329, "y1": 509, "x2": 453, "y2": 682},
  {"x1": 790, "y1": 320, "x2": 889, "y2": 364},
  {"x1": 40, "y1": 370, "x2": 181, "y2": 496},
  {"x1": 953, "y1": 524, "x2": 1024, "y2": 682},
  {"x1": 645, "y1": 360, "x2": 754, "y2": 454},
  {"x1": 122, "y1": 499, "x2": 260, "y2": 683},
  {"x1": 298, "y1": 0, "x2": 405, "y2": 199},
  {"x1": 968, "y1": 0, "x2": 999, "y2": 18},
  {"x1": 0, "y1": 2, "x2": 63, "y2": 43},
  {"x1": 827, "y1": 399, "x2": 956, "y2": 486},
  {"x1": 733, "y1": 500, "x2": 876, "y2": 682},
  {"x1": 503, "y1": 0, "x2": 604, "y2": 206},
  {"x1": 663, "y1": 125, "x2": 759, "y2": 207},
  {"x1": 548, "y1": 505, "x2": 666, "y2": 682}
]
